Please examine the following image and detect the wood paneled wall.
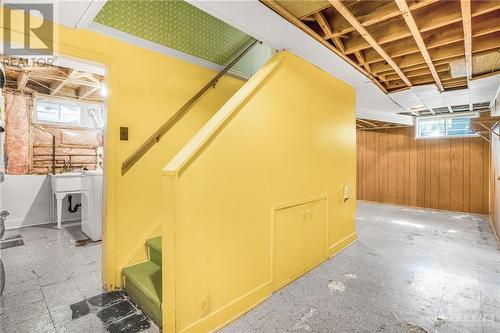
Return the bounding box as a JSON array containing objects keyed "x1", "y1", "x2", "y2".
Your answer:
[{"x1": 357, "y1": 127, "x2": 490, "y2": 214}]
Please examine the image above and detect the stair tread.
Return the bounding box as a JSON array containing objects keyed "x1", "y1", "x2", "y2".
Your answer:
[
  {"x1": 123, "y1": 261, "x2": 162, "y2": 307},
  {"x1": 146, "y1": 236, "x2": 162, "y2": 254}
]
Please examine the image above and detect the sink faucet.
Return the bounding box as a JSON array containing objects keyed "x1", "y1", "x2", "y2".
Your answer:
[{"x1": 62, "y1": 160, "x2": 69, "y2": 173}]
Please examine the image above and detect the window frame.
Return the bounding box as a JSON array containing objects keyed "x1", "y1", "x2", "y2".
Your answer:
[
  {"x1": 33, "y1": 96, "x2": 104, "y2": 129},
  {"x1": 415, "y1": 112, "x2": 479, "y2": 140}
]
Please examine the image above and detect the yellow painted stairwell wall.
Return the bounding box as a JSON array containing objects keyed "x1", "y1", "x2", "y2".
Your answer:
[
  {"x1": 1, "y1": 9, "x2": 245, "y2": 290},
  {"x1": 162, "y1": 52, "x2": 357, "y2": 333}
]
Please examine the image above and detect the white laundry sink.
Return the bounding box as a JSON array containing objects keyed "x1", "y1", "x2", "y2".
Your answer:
[
  {"x1": 50, "y1": 172, "x2": 83, "y2": 193},
  {"x1": 49, "y1": 171, "x2": 103, "y2": 241}
]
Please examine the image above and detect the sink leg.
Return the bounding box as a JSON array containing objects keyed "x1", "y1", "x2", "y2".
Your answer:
[{"x1": 55, "y1": 193, "x2": 65, "y2": 229}]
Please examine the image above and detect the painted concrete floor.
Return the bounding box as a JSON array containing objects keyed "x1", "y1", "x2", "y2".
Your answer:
[
  {"x1": 1, "y1": 203, "x2": 499, "y2": 332},
  {"x1": 219, "y1": 202, "x2": 500, "y2": 333}
]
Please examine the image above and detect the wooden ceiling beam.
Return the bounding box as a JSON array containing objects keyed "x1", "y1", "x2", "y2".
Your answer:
[
  {"x1": 328, "y1": 0, "x2": 412, "y2": 87},
  {"x1": 396, "y1": 0, "x2": 443, "y2": 91},
  {"x1": 261, "y1": 0, "x2": 388, "y2": 93},
  {"x1": 461, "y1": 0, "x2": 473, "y2": 80},
  {"x1": 326, "y1": 0, "x2": 439, "y2": 38},
  {"x1": 314, "y1": 11, "x2": 333, "y2": 38},
  {"x1": 377, "y1": 56, "x2": 464, "y2": 76},
  {"x1": 50, "y1": 69, "x2": 75, "y2": 96},
  {"x1": 297, "y1": 4, "x2": 332, "y2": 20},
  {"x1": 354, "y1": 50, "x2": 370, "y2": 72},
  {"x1": 342, "y1": 0, "x2": 500, "y2": 54},
  {"x1": 384, "y1": 72, "x2": 455, "y2": 90},
  {"x1": 77, "y1": 85, "x2": 100, "y2": 99},
  {"x1": 384, "y1": 64, "x2": 450, "y2": 81},
  {"x1": 369, "y1": 33, "x2": 500, "y2": 74},
  {"x1": 17, "y1": 71, "x2": 30, "y2": 92},
  {"x1": 362, "y1": 16, "x2": 500, "y2": 65},
  {"x1": 460, "y1": 0, "x2": 473, "y2": 111},
  {"x1": 343, "y1": 0, "x2": 460, "y2": 54},
  {"x1": 357, "y1": 118, "x2": 378, "y2": 127},
  {"x1": 314, "y1": 11, "x2": 345, "y2": 52}
]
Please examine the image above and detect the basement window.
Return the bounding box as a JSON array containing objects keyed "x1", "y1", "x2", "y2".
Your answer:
[
  {"x1": 34, "y1": 97, "x2": 104, "y2": 129},
  {"x1": 415, "y1": 113, "x2": 478, "y2": 139}
]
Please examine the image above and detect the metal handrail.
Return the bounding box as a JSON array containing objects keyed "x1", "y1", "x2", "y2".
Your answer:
[{"x1": 121, "y1": 39, "x2": 260, "y2": 175}]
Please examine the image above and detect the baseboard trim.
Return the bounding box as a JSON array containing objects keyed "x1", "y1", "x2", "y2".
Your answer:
[
  {"x1": 328, "y1": 232, "x2": 358, "y2": 257},
  {"x1": 488, "y1": 216, "x2": 500, "y2": 249},
  {"x1": 358, "y1": 200, "x2": 489, "y2": 217},
  {"x1": 177, "y1": 233, "x2": 358, "y2": 333},
  {"x1": 5, "y1": 217, "x2": 80, "y2": 230},
  {"x1": 179, "y1": 281, "x2": 273, "y2": 333}
]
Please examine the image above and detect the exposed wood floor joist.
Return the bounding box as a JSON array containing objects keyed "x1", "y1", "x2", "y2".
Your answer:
[
  {"x1": 262, "y1": 0, "x2": 500, "y2": 93},
  {"x1": 1, "y1": 56, "x2": 104, "y2": 102},
  {"x1": 356, "y1": 118, "x2": 412, "y2": 130}
]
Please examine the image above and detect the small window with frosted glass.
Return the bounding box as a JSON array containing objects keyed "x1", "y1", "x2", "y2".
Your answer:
[{"x1": 415, "y1": 113, "x2": 478, "y2": 139}]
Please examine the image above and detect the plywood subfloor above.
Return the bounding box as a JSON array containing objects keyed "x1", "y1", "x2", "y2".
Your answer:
[{"x1": 262, "y1": 0, "x2": 500, "y2": 93}]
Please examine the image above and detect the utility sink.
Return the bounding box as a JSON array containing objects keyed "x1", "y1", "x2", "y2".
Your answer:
[
  {"x1": 50, "y1": 172, "x2": 83, "y2": 192},
  {"x1": 49, "y1": 171, "x2": 103, "y2": 241}
]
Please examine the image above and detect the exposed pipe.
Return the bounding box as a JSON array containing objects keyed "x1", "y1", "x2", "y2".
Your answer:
[
  {"x1": 52, "y1": 135, "x2": 56, "y2": 175},
  {"x1": 68, "y1": 195, "x2": 81, "y2": 213},
  {"x1": 31, "y1": 123, "x2": 56, "y2": 174}
]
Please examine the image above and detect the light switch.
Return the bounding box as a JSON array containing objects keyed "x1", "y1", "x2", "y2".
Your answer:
[{"x1": 120, "y1": 127, "x2": 128, "y2": 141}]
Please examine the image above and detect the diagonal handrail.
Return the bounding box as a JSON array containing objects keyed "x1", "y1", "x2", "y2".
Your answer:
[{"x1": 121, "y1": 39, "x2": 260, "y2": 175}]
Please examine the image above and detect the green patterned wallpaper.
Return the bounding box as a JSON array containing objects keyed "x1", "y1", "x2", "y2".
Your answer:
[{"x1": 94, "y1": 0, "x2": 273, "y2": 76}]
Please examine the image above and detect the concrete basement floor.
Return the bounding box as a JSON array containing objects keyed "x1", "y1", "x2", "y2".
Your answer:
[
  {"x1": 1, "y1": 202, "x2": 499, "y2": 332},
  {"x1": 219, "y1": 202, "x2": 500, "y2": 333}
]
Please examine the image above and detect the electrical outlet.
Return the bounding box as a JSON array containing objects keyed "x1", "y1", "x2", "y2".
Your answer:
[
  {"x1": 343, "y1": 185, "x2": 351, "y2": 202},
  {"x1": 120, "y1": 127, "x2": 128, "y2": 141}
]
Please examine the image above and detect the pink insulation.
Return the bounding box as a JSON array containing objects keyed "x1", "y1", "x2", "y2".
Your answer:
[
  {"x1": 4, "y1": 92, "x2": 104, "y2": 175},
  {"x1": 61, "y1": 129, "x2": 100, "y2": 146},
  {"x1": 32, "y1": 126, "x2": 60, "y2": 145},
  {"x1": 5, "y1": 93, "x2": 30, "y2": 174}
]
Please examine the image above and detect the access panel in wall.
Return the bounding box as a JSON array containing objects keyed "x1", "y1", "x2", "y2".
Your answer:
[{"x1": 274, "y1": 197, "x2": 327, "y2": 290}]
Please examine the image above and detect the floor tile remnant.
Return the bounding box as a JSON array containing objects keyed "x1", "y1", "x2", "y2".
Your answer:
[
  {"x1": 70, "y1": 299, "x2": 90, "y2": 320},
  {"x1": 106, "y1": 313, "x2": 151, "y2": 333},
  {"x1": 290, "y1": 308, "x2": 317, "y2": 332},
  {"x1": 96, "y1": 299, "x2": 136, "y2": 324},
  {"x1": 68, "y1": 290, "x2": 156, "y2": 333},
  {"x1": 328, "y1": 280, "x2": 345, "y2": 293}
]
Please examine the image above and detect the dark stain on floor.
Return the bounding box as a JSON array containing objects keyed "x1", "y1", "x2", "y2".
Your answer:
[
  {"x1": 70, "y1": 290, "x2": 153, "y2": 333},
  {"x1": 0, "y1": 237, "x2": 24, "y2": 250}
]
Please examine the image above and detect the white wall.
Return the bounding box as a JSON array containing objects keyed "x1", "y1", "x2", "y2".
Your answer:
[{"x1": 2, "y1": 175, "x2": 81, "y2": 230}]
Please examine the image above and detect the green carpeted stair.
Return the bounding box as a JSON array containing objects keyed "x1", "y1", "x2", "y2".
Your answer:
[{"x1": 123, "y1": 236, "x2": 162, "y2": 326}]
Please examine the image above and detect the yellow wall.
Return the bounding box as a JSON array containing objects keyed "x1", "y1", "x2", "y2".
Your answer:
[
  {"x1": 1, "y1": 8, "x2": 245, "y2": 289},
  {"x1": 162, "y1": 52, "x2": 357, "y2": 333}
]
